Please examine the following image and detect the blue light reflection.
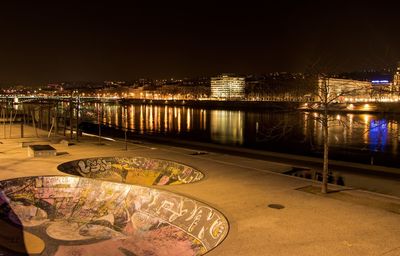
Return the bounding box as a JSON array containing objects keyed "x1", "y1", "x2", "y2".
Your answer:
[{"x1": 369, "y1": 119, "x2": 388, "y2": 152}]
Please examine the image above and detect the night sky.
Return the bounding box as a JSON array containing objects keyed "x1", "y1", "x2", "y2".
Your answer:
[{"x1": 1, "y1": 2, "x2": 399, "y2": 84}]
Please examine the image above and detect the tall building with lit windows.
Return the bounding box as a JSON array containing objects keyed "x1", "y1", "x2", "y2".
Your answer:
[
  {"x1": 394, "y1": 62, "x2": 400, "y2": 92},
  {"x1": 211, "y1": 74, "x2": 245, "y2": 100}
]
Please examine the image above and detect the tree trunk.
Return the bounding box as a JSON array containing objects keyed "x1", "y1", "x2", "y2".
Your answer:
[{"x1": 321, "y1": 107, "x2": 329, "y2": 194}]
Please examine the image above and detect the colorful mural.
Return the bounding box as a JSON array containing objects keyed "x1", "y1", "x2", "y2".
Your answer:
[
  {"x1": 57, "y1": 157, "x2": 204, "y2": 186},
  {"x1": 0, "y1": 176, "x2": 228, "y2": 256}
]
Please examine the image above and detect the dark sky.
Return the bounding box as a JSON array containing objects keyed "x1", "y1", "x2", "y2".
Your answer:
[{"x1": 1, "y1": 1, "x2": 399, "y2": 84}]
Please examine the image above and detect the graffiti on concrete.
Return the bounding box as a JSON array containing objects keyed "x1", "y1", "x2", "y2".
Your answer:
[
  {"x1": 76, "y1": 158, "x2": 112, "y2": 174},
  {"x1": 0, "y1": 176, "x2": 228, "y2": 256},
  {"x1": 58, "y1": 157, "x2": 204, "y2": 186}
]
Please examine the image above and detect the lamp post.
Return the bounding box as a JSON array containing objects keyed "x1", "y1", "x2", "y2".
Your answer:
[
  {"x1": 75, "y1": 90, "x2": 80, "y2": 142},
  {"x1": 97, "y1": 100, "x2": 102, "y2": 145}
]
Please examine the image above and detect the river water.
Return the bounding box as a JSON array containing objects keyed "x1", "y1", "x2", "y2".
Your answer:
[{"x1": 79, "y1": 103, "x2": 400, "y2": 168}]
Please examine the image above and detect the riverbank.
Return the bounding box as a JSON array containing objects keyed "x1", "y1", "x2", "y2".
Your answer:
[
  {"x1": 300, "y1": 101, "x2": 400, "y2": 114},
  {"x1": 76, "y1": 120, "x2": 400, "y2": 197},
  {"x1": 79, "y1": 117, "x2": 400, "y2": 170},
  {"x1": 104, "y1": 130, "x2": 400, "y2": 197},
  {"x1": 118, "y1": 98, "x2": 400, "y2": 113}
]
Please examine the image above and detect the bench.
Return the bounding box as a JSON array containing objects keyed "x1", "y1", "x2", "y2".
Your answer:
[{"x1": 28, "y1": 145, "x2": 57, "y2": 157}]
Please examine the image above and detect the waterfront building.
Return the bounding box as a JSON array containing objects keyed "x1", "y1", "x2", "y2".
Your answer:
[
  {"x1": 394, "y1": 62, "x2": 400, "y2": 92},
  {"x1": 317, "y1": 77, "x2": 372, "y2": 103},
  {"x1": 211, "y1": 74, "x2": 245, "y2": 100},
  {"x1": 367, "y1": 63, "x2": 400, "y2": 101}
]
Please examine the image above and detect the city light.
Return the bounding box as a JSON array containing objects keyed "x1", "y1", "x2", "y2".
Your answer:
[
  {"x1": 0, "y1": 4, "x2": 399, "y2": 256},
  {"x1": 371, "y1": 80, "x2": 389, "y2": 84}
]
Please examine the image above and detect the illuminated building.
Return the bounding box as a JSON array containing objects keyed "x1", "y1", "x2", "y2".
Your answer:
[
  {"x1": 211, "y1": 74, "x2": 245, "y2": 100},
  {"x1": 394, "y1": 62, "x2": 400, "y2": 92},
  {"x1": 371, "y1": 79, "x2": 392, "y2": 100},
  {"x1": 317, "y1": 77, "x2": 372, "y2": 103}
]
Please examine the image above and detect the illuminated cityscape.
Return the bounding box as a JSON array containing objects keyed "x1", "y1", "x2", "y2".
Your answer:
[
  {"x1": 3, "y1": 65, "x2": 400, "y2": 104},
  {"x1": 0, "y1": 3, "x2": 400, "y2": 256}
]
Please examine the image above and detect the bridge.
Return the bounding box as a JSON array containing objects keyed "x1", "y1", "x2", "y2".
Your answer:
[{"x1": 0, "y1": 95, "x2": 120, "y2": 103}]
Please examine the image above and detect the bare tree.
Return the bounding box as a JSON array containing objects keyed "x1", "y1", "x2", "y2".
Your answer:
[
  {"x1": 314, "y1": 75, "x2": 372, "y2": 193},
  {"x1": 257, "y1": 74, "x2": 371, "y2": 193}
]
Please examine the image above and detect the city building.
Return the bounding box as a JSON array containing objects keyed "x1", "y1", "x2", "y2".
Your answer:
[
  {"x1": 211, "y1": 74, "x2": 245, "y2": 100},
  {"x1": 317, "y1": 77, "x2": 372, "y2": 103},
  {"x1": 393, "y1": 62, "x2": 400, "y2": 92}
]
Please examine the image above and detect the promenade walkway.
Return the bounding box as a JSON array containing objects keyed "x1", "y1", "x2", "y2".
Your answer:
[{"x1": 0, "y1": 126, "x2": 399, "y2": 256}]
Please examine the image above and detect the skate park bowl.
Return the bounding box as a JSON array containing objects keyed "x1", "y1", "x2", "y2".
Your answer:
[
  {"x1": 0, "y1": 176, "x2": 229, "y2": 256},
  {"x1": 57, "y1": 157, "x2": 204, "y2": 186}
]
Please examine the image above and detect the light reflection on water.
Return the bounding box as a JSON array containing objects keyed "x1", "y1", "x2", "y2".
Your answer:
[
  {"x1": 81, "y1": 103, "x2": 400, "y2": 165},
  {"x1": 210, "y1": 110, "x2": 244, "y2": 145}
]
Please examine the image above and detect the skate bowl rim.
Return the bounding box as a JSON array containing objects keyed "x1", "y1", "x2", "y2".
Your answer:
[{"x1": 0, "y1": 175, "x2": 229, "y2": 255}]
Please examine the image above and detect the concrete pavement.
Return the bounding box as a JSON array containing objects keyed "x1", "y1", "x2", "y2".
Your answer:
[{"x1": 0, "y1": 126, "x2": 399, "y2": 256}]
